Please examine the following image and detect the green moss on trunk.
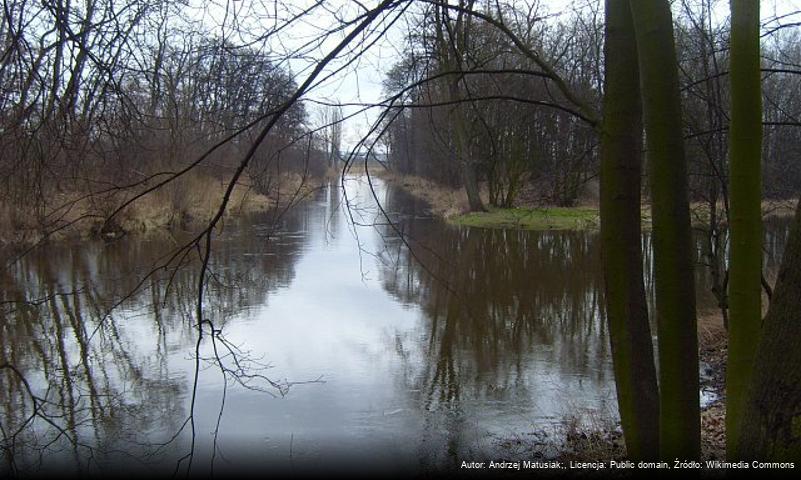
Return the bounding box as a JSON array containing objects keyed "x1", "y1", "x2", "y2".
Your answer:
[
  {"x1": 727, "y1": 0, "x2": 763, "y2": 458},
  {"x1": 629, "y1": 0, "x2": 701, "y2": 460},
  {"x1": 599, "y1": 0, "x2": 660, "y2": 460}
]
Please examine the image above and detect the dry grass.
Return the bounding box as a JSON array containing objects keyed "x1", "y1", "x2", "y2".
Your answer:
[
  {"x1": 377, "y1": 171, "x2": 473, "y2": 218},
  {"x1": 557, "y1": 413, "x2": 626, "y2": 463},
  {"x1": 0, "y1": 191, "x2": 98, "y2": 246},
  {"x1": 0, "y1": 172, "x2": 318, "y2": 247},
  {"x1": 121, "y1": 171, "x2": 319, "y2": 231},
  {"x1": 120, "y1": 173, "x2": 272, "y2": 231},
  {"x1": 689, "y1": 198, "x2": 798, "y2": 225}
]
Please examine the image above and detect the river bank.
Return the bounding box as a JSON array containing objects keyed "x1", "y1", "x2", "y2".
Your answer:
[
  {"x1": 372, "y1": 170, "x2": 784, "y2": 462},
  {"x1": 0, "y1": 171, "x2": 330, "y2": 248},
  {"x1": 2, "y1": 174, "x2": 787, "y2": 476},
  {"x1": 378, "y1": 171, "x2": 797, "y2": 230},
  {"x1": 493, "y1": 308, "x2": 729, "y2": 463}
]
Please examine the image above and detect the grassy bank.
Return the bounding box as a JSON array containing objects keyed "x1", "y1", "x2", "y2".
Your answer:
[
  {"x1": 0, "y1": 172, "x2": 322, "y2": 247},
  {"x1": 378, "y1": 171, "x2": 605, "y2": 230},
  {"x1": 456, "y1": 200, "x2": 797, "y2": 232},
  {"x1": 381, "y1": 171, "x2": 797, "y2": 231},
  {"x1": 453, "y1": 207, "x2": 601, "y2": 230}
]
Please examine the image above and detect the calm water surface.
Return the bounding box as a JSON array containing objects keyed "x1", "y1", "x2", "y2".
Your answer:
[{"x1": 0, "y1": 176, "x2": 789, "y2": 476}]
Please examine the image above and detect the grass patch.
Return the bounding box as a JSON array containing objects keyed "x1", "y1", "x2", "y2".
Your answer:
[
  {"x1": 449, "y1": 199, "x2": 797, "y2": 232},
  {"x1": 450, "y1": 207, "x2": 600, "y2": 231}
]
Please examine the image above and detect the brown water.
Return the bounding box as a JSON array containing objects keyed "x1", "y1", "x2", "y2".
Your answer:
[{"x1": 0, "y1": 176, "x2": 790, "y2": 477}]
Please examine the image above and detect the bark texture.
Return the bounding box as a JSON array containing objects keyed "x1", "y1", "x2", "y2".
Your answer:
[
  {"x1": 629, "y1": 0, "x2": 701, "y2": 459},
  {"x1": 599, "y1": 0, "x2": 660, "y2": 460},
  {"x1": 737, "y1": 201, "x2": 801, "y2": 461},
  {"x1": 726, "y1": 0, "x2": 763, "y2": 457}
]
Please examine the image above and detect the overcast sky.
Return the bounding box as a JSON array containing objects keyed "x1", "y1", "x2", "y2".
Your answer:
[{"x1": 191, "y1": 0, "x2": 801, "y2": 150}]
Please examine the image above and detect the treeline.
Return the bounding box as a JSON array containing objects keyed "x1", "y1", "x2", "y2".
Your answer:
[
  {"x1": 382, "y1": 0, "x2": 801, "y2": 209},
  {"x1": 0, "y1": 0, "x2": 328, "y2": 238}
]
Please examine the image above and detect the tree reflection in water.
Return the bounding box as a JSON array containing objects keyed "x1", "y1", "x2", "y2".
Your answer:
[
  {"x1": 375, "y1": 186, "x2": 611, "y2": 467},
  {"x1": 373, "y1": 185, "x2": 790, "y2": 467},
  {"x1": 0, "y1": 178, "x2": 791, "y2": 476},
  {"x1": 0, "y1": 207, "x2": 309, "y2": 476}
]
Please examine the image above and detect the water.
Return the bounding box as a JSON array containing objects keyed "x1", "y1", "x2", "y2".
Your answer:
[{"x1": 0, "y1": 176, "x2": 789, "y2": 476}]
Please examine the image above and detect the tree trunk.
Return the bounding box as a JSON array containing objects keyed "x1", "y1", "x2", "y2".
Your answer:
[
  {"x1": 727, "y1": 0, "x2": 763, "y2": 457},
  {"x1": 460, "y1": 155, "x2": 485, "y2": 212},
  {"x1": 436, "y1": 0, "x2": 486, "y2": 213},
  {"x1": 736, "y1": 200, "x2": 801, "y2": 461},
  {"x1": 599, "y1": 0, "x2": 660, "y2": 460},
  {"x1": 629, "y1": 0, "x2": 701, "y2": 459}
]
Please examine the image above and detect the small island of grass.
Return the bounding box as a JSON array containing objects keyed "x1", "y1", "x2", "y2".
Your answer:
[{"x1": 450, "y1": 207, "x2": 601, "y2": 230}]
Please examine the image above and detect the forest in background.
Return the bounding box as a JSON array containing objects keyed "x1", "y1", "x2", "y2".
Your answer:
[
  {"x1": 0, "y1": 0, "x2": 344, "y2": 245},
  {"x1": 1, "y1": 0, "x2": 801, "y2": 474},
  {"x1": 382, "y1": 0, "x2": 801, "y2": 209}
]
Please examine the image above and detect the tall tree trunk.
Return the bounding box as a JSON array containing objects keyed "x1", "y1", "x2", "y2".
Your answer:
[
  {"x1": 450, "y1": 92, "x2": 485, "y2": 212},
  {"x1": 435, "y1": 0, "x2": 486, "y2": 212},
  {"x1": 727, "y1": 0, "x2": 763, "y2": 458},
  {"x1": 736, "y1": 201, "x2": 801, "y2": 461},
  {"x1": 629, "y1": 0, "x2": 701, "y2": 459},
  {"x1": 599, "y1": 0, "x2": 660, "y2": 460}
]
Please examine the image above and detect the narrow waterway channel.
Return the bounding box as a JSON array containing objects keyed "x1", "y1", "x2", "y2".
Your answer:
[{"x1": 0, "y1": 175, "x2": 790, "y2": 477}]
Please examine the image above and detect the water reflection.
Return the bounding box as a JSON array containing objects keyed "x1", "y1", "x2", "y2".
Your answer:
[
  {"x1": 0, "y1": 176, "x2": 792, "y2": 476},
  {"x1": 0, "y1": 200, "x2": 312, "y2": 475},
  {"x1": 376, "y1": 187, "x2": 614, "y2": 469},
  {"x1": 1, "y1": 244, "x2": 187, "y2": 476}
]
